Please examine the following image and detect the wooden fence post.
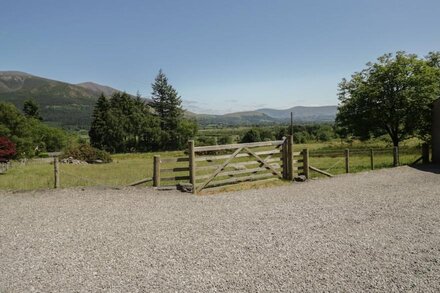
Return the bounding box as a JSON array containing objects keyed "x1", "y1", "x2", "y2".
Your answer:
[
  {"x1": 302, "y1": 148, "x2": 309, "y2": 179},
  {"x1": 188, "y1": 140, "x2": 196, "y2": 194},
  {"x1": 287, "y1": 135, "x2": 294, "y2": 180},
  {"x1": 370, "y1": 149, "x2": 374, "y2": 170},
  {"x1": 282, "y1": 138, "x2": 287, "y2": 179},
  {"x1": 345, "y1": 149, "x2": 350, "y2": 174},
  {"x1": 393, "y1": 146, "x2": 399, "y2": 167},
  {"x1": 153, "y1": 155, "x2": 161, "y2": 187},
  {"x1": 422, "y1": 143, "x2": 430, "y2": 164},
  {"x1": 54, "y1": 156, "x2": 60, "y2": 188}
]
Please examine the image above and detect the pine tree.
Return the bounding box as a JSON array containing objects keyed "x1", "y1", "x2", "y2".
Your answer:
[
  {"x1": 89, "y1": 94, "x2": 110, "y2": 150},
  {"x1": 151, "y1": 70, "x2": 184, "y2": 131}
]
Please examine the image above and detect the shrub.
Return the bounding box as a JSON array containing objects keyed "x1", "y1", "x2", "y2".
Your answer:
[
  {"x1": 0, "y1": 136, "x2": 16, "y2": 160},
  {"x1": 62, "y1": 144, "x2": 112, "y2": 163}
]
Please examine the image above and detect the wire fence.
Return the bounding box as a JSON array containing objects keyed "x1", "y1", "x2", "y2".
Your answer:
[{"x1": 308, "y1": 146, "x2": 423, "y2": 178}]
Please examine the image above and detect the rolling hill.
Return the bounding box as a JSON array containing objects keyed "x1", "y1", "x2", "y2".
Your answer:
[
  {"x1": 191, "y1": 106, "x2": 337, "y2": 126},
  {"x1": 0, "y1": 71, "x2": 338, "y2": 129},
  {"x1": 0, "y1": 71, "x2": 123, "y2": 129}
]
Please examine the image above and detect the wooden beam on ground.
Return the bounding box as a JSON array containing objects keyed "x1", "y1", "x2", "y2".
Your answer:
[
  {"x1": 309, "y1": 165, "x2": 334, "y2": 177},
  {"x1": 129, "y1": 177, "x2": 153, "y2": 186}
]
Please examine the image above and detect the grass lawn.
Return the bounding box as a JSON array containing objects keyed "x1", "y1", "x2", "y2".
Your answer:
[{"x1": 0, "y1": 139, "x2": 424, "y2": 192}]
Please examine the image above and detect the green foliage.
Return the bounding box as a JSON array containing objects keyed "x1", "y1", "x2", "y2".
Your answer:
[
  {"x1": 62, "y1": 143, "x2": 112, "y2": 163},
  {"x1": 336, "y1": 51, "x2": 440, "y2": 146},
  {"x1": 218, "y1": 135, "x2": 234, "y2": 145},
  {"x1": 88, "y1": 72, "x2": 197, "y2": 153},
  {"x1": 23, "y1": 98, "x2": 42, "y2": 120},
  {"x1": 89, "y1": 93, "x2": 162, "y2": 153},
  {"x1": 241, "y1": 129, "x2": 262, "y2": 143},
  {"x1": 0, "y1": 102, "x2": 68, "y2": 157}
]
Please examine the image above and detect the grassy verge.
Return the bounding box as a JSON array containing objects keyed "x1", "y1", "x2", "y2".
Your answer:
[{"x1": 0, "y1": 140, "x2": 425, "y2": 192}]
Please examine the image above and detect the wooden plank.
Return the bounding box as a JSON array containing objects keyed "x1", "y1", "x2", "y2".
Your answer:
[
  {"x1": 161, "y1": 176, "x2": 191, "y2": 181},
  {"x1": 196, "y1": 147, "x2": 244, "y2": 193},
  {"x1": 161, "y1": 167, "x2": 190, "y2": 172},
  {"x1": 129, "y1": 177, "x2": 153, "y2": 186},
  {"x1": 195, "y1": 149, "x2": 281, "y2": 162},
  {"x1": 309, "y1": 165, "x2": 334, "y2": 177},
  {"x1": 204, "y1": 173, "x2": 276, "y2": 188},
  {"x1": 160, "y1": 157, "x2": 189, "y2": 163},
  {"x1": 244, "y1": 147, "x2": 283, "y2": 178},
  {"x1": 196, "y1": 166, "x2": 281, "y2": 181},
  {"x1": 195, "y1": 158, "x2": 282, "y2": 171},
  {"x1": 194, "y1": 140, "x2": 284, "y2": 152},
  {"x1": 292, "y1": 152, "x2": 301, "y2": 156}
]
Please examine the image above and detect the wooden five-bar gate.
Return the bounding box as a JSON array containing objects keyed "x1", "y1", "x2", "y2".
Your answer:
[{"x1": 152, "y1": 135, "x2": 306, "y2": 194}]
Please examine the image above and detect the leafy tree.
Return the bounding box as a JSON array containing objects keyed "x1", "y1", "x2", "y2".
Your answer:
[
  {"x1": 23, "y1": 98, "x2": 42, "y2": 120},
  {"x1": 0, "y1": 102, "x2": 67, "y2": 157},
  {"x1": 89, "y1": 92, "x2": 162, "y2": 152},
  {"x1": 241, "y1": 129, "x2": 261, "y2": 143},
  {"x1": 336, "y1": 52, "x2": 440, "y2": 146}
]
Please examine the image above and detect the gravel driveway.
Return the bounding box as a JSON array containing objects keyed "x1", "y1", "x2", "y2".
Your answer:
[{"x1": 1, "y1": 166, "x2": 439, "y2": 292}]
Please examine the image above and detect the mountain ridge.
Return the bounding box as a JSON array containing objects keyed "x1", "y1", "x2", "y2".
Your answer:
[{"x1": 0, "y1": 71, "x2": 338, "y2": 129}]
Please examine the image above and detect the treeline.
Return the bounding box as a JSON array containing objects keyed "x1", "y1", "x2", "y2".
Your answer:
[
  {"x1": 89, "y1": 71, "x2": 197, "y2": 153},
  {"x1": 196, "y1": 124, "x2": 337, "y2": 145}
]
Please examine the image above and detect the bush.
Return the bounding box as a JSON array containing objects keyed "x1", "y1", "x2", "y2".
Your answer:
[
  {"x1": 62, "y1": 144, "x2": 112, "y2": 163},
  {"x1": 0, "y1": 136, "x2": 16, "y2": 160},
  {"x1": 241, "y1": 129, "x2": 261, "y2": 143}
]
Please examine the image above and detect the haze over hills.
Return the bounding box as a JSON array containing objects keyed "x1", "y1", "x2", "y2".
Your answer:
[
  {"x1": 0, "y1": 71, "x2": 338, "y2": 129},
  {"x1": 190, "y1": 106, "x2": 338, "y2": 126}
]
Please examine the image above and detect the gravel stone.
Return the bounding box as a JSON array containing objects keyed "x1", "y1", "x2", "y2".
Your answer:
[{"x1": 1, "y1": 166, "x2": 439, "y2": 292}]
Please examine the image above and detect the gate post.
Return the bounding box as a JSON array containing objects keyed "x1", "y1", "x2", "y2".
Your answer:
[
  {"x1": 345, "y1": 149, "x2": 350, "y2": 174},
  {"x1": 287, "y1": 135, "x2": 294, "y2": 180},
  {"x1": 302, "y1": 148, "x2": 309, "y2": 179},
  {"x1": 188, "y1": 140, "x2": 196, "y2": 194},
  {"x1": 54, "y1": 156, "x2": 60, "y2": 189},
  {"x1": 282, "y1": 138, "x2": 288, "y2": 179},
  {"x1": 153, "y1": 155, "x2": 161, "y2": 187}
]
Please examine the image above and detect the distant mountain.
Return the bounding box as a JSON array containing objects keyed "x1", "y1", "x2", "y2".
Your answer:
[
  {"x1": 256, "y1": 106, "x2": 337, "y2": 121},
  {"x1": 0, "y1": 71, "x2": 337, "y2": 129},
  {"x1": 0, "y1": 71, "x2": 131, "y2": 129},
  {"x1": 190, "y1": 106, "x2": 337, "y2": 126},
  {"x1": 76, "y1": 82, "x2": 120, "y2": 97}
]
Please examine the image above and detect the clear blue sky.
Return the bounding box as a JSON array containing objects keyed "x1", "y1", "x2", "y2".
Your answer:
[{"x1": 1, "y1": 0, "x2": 439, "y2": 114}]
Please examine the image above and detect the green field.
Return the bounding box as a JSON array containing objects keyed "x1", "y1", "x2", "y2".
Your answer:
[{"x1": 0, "y1": 138, "x2": 425, "y2": 192}]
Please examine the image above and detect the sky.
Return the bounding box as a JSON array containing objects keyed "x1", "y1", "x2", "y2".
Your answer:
[{"x1": 1, "y1": 0, "x2": 440, "y2": 114}]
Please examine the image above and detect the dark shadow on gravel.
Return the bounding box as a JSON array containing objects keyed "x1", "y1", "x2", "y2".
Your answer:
[{"x1": 409, "y1": 164, "x2": 440, "y2": 174}]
